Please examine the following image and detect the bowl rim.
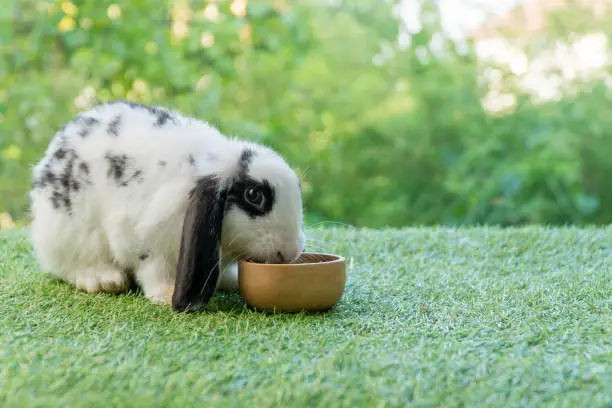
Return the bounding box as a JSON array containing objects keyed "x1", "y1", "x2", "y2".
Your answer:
[{"x1": 239, "y1": 252, "x2": 345, "y2": 267}]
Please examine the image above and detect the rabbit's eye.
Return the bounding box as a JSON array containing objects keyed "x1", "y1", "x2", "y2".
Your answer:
[{"x1": 244, "y1": 187, "x2": 264, "y2": 207}]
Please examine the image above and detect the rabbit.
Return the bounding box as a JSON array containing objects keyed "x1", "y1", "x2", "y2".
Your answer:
[{"x1": 29, "y1": 100, "x2": 305, "y2": 312}]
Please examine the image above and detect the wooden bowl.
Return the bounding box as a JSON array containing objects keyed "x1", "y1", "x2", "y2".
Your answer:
[{"x1": 238, "y1": 252, "x2": 346, "y2": 313}]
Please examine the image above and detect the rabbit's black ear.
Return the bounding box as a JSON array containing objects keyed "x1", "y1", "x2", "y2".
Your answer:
[{"x1": 172, "y1": 176, "x2": 227, "y2": 313}]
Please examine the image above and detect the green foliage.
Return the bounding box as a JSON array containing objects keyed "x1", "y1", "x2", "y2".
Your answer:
[{"x1": 2, "y1": 0, "x2": 612, "y2": 228}]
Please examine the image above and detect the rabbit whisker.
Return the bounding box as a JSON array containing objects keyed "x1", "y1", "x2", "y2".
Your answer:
[
  {"x1": 199, "y1": 257, "x2": 225, "y2": 297},
  {"x1": 199, "y1": 235, "x2": 242, "y2": 298}
]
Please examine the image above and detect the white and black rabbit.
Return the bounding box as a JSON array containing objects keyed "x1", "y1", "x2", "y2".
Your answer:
[{"x1": 29, "y1": 101, "x2": 305, "y2": 312}]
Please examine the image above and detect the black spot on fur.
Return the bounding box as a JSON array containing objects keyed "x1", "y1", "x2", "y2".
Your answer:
[
  {"x1": 50, "y1": 191, "x2": 62, "y2": 209},
  {"x1": 120, "y1": 170, "x2": 143, "y2": 187},
  {"x1": 139, "y1": 253, "x2": 149, "y2": 261},
  {"x1": 60, "y1": 174, "x2": 70, "y2": 188},
  {"x1": 77, "y1": 116, "x2": 101, "y2": 138},
  {"x1": 105, "y1": 153, "x2": 144, "y2": 187},
  {"x1": 120, "y1": 101, "x2": 158, "y2": 115},
  {"x1": 188, "y1": 155, "x2": 195, "y2": 166},
  {"x1": 106, "y1": 154, "x2": 128, "y2": 181},
  {"x1": 108, "y1": 115, "x2": 121, "y2": 136},
  {"x1": 84, "y1": 116, "x2": 99, "y2": 127},
  {"x1": 108, "y1": 100, "x2": 176, "y2": 127},
  {"x1": 32, "y1": 138, "x2": 92, "y2": 214},
  {"x1": 158, "y1": 160, "x2": 167, "y2": 167},
  {"x1": 62, "y1": 195, "x2": 71, "y2": 209},
  {"x1": 32, "y1": 165, "x2": 56, "y2": 189},
  {"x1": 50, "y1": 115, "x2": 100, "y2": 140},
  {"x1": 54, "y1": 149, "x2": 66, "y2": 160},
  {"x1": 79, "y1": 162, "x2": 89, "y2": 175},
  {"x1": 239, "y1": 148, "x2": 255, "y2": 173},
  {"x1": 154, "y1": 110, "x2": 172, "y2": 127}
]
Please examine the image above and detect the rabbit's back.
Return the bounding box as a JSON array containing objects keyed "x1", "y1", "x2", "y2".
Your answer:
[{"x1": 29, "y1": 101, "x2": 227, "y2": 285}]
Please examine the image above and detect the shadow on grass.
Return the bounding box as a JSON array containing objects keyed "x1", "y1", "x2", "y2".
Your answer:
[
  {"x1": 38, "y1": 274, "x2": 343, "y2": 318},
  {"x1": 205, "y1": 292, "x2": 340, "y2": 317}
]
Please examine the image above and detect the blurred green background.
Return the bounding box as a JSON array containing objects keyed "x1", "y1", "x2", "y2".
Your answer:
[{"x1": 2, "y1": 0, "x2": 612, "y2": 229}]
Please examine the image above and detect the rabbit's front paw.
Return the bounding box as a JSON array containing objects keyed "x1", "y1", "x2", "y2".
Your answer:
[
  {"x1": 135, "y1": 255, "x2": 175, "y2": 306},
  {"x1": 75, "y1": 265, "x2": 130, "y2": 293},
  {"x1": 146, "y1": 286, "x2": 174, "y2": 305}
]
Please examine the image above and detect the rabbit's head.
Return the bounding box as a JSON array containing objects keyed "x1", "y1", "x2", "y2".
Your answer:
[{"x1": 172, "y1": 142, "x2": 305, "y2": 312}]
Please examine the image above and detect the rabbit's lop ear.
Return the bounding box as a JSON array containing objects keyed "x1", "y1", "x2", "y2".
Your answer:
[{"x1": 172, "y1": 176, "x2": 227, "y2": 313}]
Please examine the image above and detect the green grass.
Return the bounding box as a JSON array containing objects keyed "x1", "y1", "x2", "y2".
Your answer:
[{"x1": 1, "y1": 226, "x2": 611, "y2": 407}]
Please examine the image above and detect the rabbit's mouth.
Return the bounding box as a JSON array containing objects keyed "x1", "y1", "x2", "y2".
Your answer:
[
  {"x1": 243, "y1": 253, "x2": 289, "y2": 264},
  {"x1": 244, "y1": 257, "x2": 270, "y2": 264}
]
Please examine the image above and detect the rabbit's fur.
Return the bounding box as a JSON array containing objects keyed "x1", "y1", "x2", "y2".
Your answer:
[{"x1": 29, "y1": 101, "x2": 305, "y2": 312}]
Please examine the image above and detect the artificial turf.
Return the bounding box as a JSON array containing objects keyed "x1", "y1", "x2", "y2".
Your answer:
[{"x1": 1, "y1": 226, "x2": 610, "y2": 407}]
